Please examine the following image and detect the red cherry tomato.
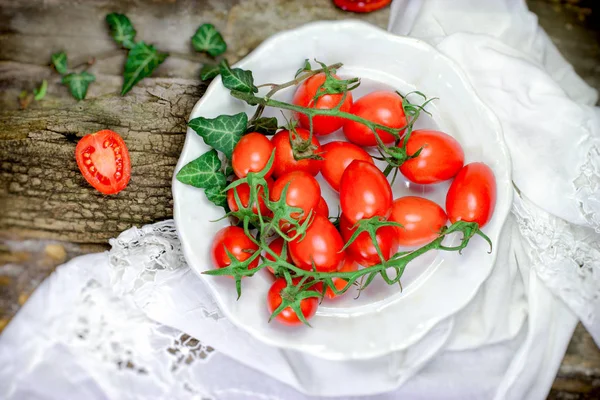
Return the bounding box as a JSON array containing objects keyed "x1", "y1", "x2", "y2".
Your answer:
[
  {"x1": 211, "y1": 226, "x2": 259, "y2": 270},
  {"x1": 264, "y1": 237, "x2": 292, "y2": 275},
  {"x1": 389, "y1": 196, "x2": 448, "y2": 246},
  {"x1": 446, "y1": 163, "x2": 497, "y2": 228},
  {"x1": 289, "y1": 214, "x2": 345, "y2": 272},
  {"x1": 339, "y1": 160, "x2": 393, "y2": 224},
  {"x1": 399, "y1": 130, "x2": 465, "y2": 184},
  {"x1": 75, "y1": 129, "x2": 131, "y2": 194},
  {"x1": 321, "y1": 141, "x2": 374, "y2": 192},
  {"x1": 267, "y1": 277, "x2": 319, "y2": 326},
  {"x1": 271, "y1": 128, "x2": 323, "y2": 178},
  {"x1": 315, "y1": 196, "x2": 330, "y2": 218},
  {"x1": 292, "y1": 73, "x2": 353, "y2": 135},
  {"x1": 333, "y1": 0, "x2": 392, "y2": 13},
  {"x1": 325, "y1": 257, "x2": 359, "y2": 299},
  {"x1": 231, "y1": 132, "x2": 275, "y2": 178},
  {"x1": 271, "y1": 171, "x2": 321, "y2": 221},
  {"x1": 339, "y1": 214, "x2": 398, "y2": 267},
  {"x1": 227, "y1": 178, "x2": 273, "y2": 216},
  {"x1": 343, "y1": 91, "x2": 406, "y2": 146}
]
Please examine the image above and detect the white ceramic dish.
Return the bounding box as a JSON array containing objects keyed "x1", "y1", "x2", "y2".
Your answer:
[{"x1": 173, "y1": 20, "x2": 512, "y2": 360}]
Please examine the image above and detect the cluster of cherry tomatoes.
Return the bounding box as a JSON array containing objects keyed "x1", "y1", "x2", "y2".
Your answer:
[{"x1": 211, "y1": 72, "x2": 497, "y2": 326}]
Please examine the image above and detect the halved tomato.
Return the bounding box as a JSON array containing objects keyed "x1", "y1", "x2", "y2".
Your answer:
[{"x1": 75, "y1": 129, "x2": 131, "y2": 194}]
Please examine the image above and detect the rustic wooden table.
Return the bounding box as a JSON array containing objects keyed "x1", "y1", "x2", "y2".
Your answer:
[{"x1": 1, "y1": 0, "x2": 599, "y2": 398}]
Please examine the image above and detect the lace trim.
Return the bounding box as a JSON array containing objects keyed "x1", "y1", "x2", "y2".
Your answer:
[{"x1": 574, "y1": 144, "x2": 600, "y2": 232}]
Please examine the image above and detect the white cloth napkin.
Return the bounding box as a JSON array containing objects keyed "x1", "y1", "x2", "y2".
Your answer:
[{"x1": 1, "y1": 0, "x2": 599, "y2": 399}]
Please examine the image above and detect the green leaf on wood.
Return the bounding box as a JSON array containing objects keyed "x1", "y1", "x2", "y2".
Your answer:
[
  {"x1": 247, "y1": 117, "x2": 278, "y2": 135},
  {"x1": 205, "y1": 185, "x2": 227, "y2": 208},
  {"x1": 176, "y1": 149, "x2": 227, "y2": 189},
  {"x1": 188, "y1": 112, "x2": 248, "y2": 159},
  {"x1": 121, "y1": 41, "x2": 168, "y2": 95},
  {"x1": 200, "y1": 63, "x2": 220, "y2": 80},
  {"x1": 106, "y1": 13, "x2": 137, "y2": 49},
  {"x1": 62, "y1": 72, "x2": 96, "y2": 100},
  {"x1": 219, "y1": 60, "x2": 258, "y2": 93},
  {"x1": 33, "y1": 80, "x2": 48, "y2": 101},
  {"x1": 191, "y1": 23, "x2": 227, "y2": 57},
  {"x1": 51, "y1": 52, "x2": 68, "y2": 75}
]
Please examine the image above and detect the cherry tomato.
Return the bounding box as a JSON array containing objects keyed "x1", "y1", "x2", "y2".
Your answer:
[
  {"x1": 446, "y1": 163, "x2": 497, "y2": 228},
  {"x1": 333, "y1": 0, "x2": 392, "y2": 13},
  {"x1": 339, "y1": 160, "x2": 393, "y2": 224},
  {"x1": 389, "y1": 196, "x2": 448, "y2": 246},
  {"x1": 315, "y1": 196, "x2": 330, "y2": 218},
  {"x1": 325, "y1": 257, "x2": 359, "y2": 299},
  {"x1": 231, "y1": 132, "x2": 275, "y2": 178},
  {"x1": 75, "y1": 129, "x2": 131, "y2": 195},
  {"x1": 271, "y1": 171, "x2": 321, "y2": 221},
  {"x1": 399, "y1": 130, "x2": 465, "y2": 184},
  {"x1": 343, "y1": 91, "x2": 406, "y2": 146},
  {"x1": 321, "y1": 141, "x2": 374, "y2": 192},
  {"x1": 339, "y1": 214, "x2": 398, "y2": 266},
  {"x1": 227, "y1": 178, "x2": 273, "y2": 216},
  {"x1": 271, "y1": 128, "x2": 323, "y2": 178},
  {"x1": 211, "y1": 226, "x2": 259, "y2": 270},
  {"x1": 289, "y1": 214, "x2": 345, "y2": 272},
  {"x1": 267, "y1": 277, "x2": 319, "y2": 326},
  {"x1": 264, "y1": 237, "x2": 292, "y2": 275},
  {"x1": 292, "y1": 73, "x2": 353, "y2": 135}
]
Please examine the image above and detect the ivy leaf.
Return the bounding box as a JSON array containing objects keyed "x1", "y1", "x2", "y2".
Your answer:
[
  {"x1": 200, "y1": 63, "x2": 220, "y2": 80},
  {"x1": 176, "y1": 149, "x2": 227, "y2": 189},
  {"x1": 247, "y1": 117, "x2": 278, "y2": 135},
  {"x1": 188, "y1": 112, "x2": 248, "y2": 159},
  {"x1": 106, "y1": 13, "x2": 137, "y2": 49},
  {"x1": 219, "y1": 60, "x2": 258, "y2": 93},
  {"x1": 205, "y1": 185, "x2": 227, "y2": 208},
  {"x1": 191, "y1": 23, "x2": 227, "y2": 57},
  {"x1": 33, "y1": 80, "x2": 48, "y2": 101},
  {"x1": 51, "y1": 52, "x2": 68, "y2": 75},
  {"x1": 295, "y1": 58, "x2": 311, "y2": 78},
  {"x1": 121, "y1": 41, "x2": 168, "y2": 96},
  {"x1": 62, "y1": 72, "x2": 96, "y2": 100}
]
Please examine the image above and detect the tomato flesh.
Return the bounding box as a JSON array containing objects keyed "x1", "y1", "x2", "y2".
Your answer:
[
  {"x1": 267, "y1": 277, "x2": 319, "y2": 326},
  {"x1": 264, "y1": 237, "x2": 291, "y2": 275},
  {"x1": 211, "y1": 226, "x2": 260, "y2": 270},
  {"x1": 289, "y1": 214, "x2": 345, "y2": 272},
  {"x1": 232, "y1": 132, "x2": 275, "y2": 178},
  {"x1": 314, "y1": 196, "x2": 330, "y2": 218},
  {"x1": 325, "y1": 257, "x2": 359, "y2": 299},
  {"x1": 446, "y1": 163, "x2": 497, "y2": 228},
  {"x1": 227, "y1": 178, "x2": 273, "y2": 216},
  {"x1": 321, "y1": 141, "x2": 374, "y2": 192},
  {"x1": 333, "y1": 0, "x2": 392, "y2": 13},
  {"x1": 339, "y1": 214, "x2": 399, "y2": 266},
  {"x1": 389, "y1": 196, "x2": 448, "y2": 246},
  {"x1": 271, "y1": 171, "x2": 321, "y2": 222},
  {"x1": 272, "y1": 128, "x2": 323, "y2": 178},
  {"x1": 75, "y1": 129, "x2": 131, "y2": 194}
]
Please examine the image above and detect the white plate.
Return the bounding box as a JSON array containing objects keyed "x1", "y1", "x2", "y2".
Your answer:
[{"x1": 173, "y1": 20, "x2": 512, "y2": 360}]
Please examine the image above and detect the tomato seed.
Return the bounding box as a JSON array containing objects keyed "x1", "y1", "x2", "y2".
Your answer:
[
  {"x1": 103, "y1": 140, "x2": 110, "y2": 148},
  {"x1": 85, "y1": 159, "x2": 92, "y2": 165},
  {"x1": 115, "y1": 171, "x2": 122, "y2": 180},
  {"x1": 113, "y1": 147, "x2": 121, "y2": 154},
  {"x1": 89, "y1": 166, "x2": 96, "y2": 173},
  {"x1": 83, "y1": 153, "x2": 91, "y2": 158}
]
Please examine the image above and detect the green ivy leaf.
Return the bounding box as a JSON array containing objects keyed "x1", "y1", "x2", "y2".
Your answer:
[
  {"x1": 188, "y1": 112, "x2": 248, "y2": 159},
  {"x1": 200, "y1": 63, "x2": 220, "y2": 80},
  {"x1": 219, "y1": 60, "x2": 258, "y2": 94},
  {"x1": 176, "y1": 149, "x2": 227, "y2": 189},
  {"x1": 121, "y1": 42, "x2": 168, "y2": 96},
  {"x1": 62, "y1": 72, "x2": 96, "y2": 100},
  {"x1": 51, "y1": 52, "x2": 68, "y2": 75},
  {"x1": 33, "y1": 80, "x2": 48, "y2": 101},
  {"x1": 106, "y1": 13, "x2": 137, "y2": 49},
  {"x1": 247, "y1": 117, "x2": 278, "y2": 135},
  {"x1": 205, "y1": 185, "x2": 227, "y2": 208},
  {"x1": 191, "y1": 23, "x2": 227, "y2": 57}
]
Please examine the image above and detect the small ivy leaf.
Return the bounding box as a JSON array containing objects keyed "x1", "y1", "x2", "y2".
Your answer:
[
  {"x1": 51, "y1": 52, "x2": 68, "y2": 75},
  {"x1": 200, "y1": 63, "x2": 220, "y2": 81},
  {"x1": 106, "y1": 13, "x2": 137, "y2": 49},
  {"x1": 205, "y1": 184, "x2": 227, "y2": 208},
  {"x1": 121, "y1": 41, "x2": 168, "y2": 96},
  {"x1": 247, "y1": 117, "x2": 278, "y2": 135},
  {"x1": 176, "y1": 149, "x2": 227, "y2": 189},
  {"x1": 295, "y1": 58, "x2": 311, "y2": 78},
  {"x1": 219, "y1": 60, "x2": 258, "y2": 93},
  {"x1": 33, "y1": 80, "x2": 48, "y2": 101},
  {"x1": 191, "y1": 23, "x2": 227, "y2": 57},
  {"x1": 62, "y1": 72, "x2": 96, "y2": 100},
  {"x1": 188, "y1": 112, "x2": 248, "y2": 159}
]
